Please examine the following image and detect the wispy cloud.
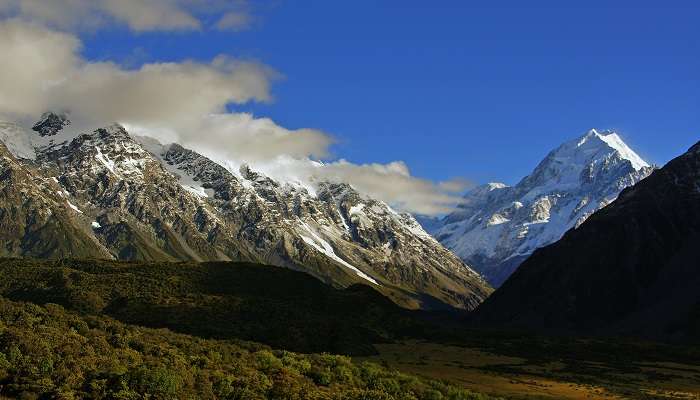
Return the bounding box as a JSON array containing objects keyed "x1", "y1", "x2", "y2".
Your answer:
[
  {"x1": 243, "y1": 158, "x2": 467, "y2": 216},
  {"x1": 101, "y1": 0, "x2": 201, "y2": 32},
  {"x1": 216, "y1": 11, "x2": 252, "y2": 32}
]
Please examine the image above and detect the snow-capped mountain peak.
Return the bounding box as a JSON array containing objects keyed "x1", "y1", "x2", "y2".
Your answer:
[
  {"x1": 517, "y1": 129, "x2": 650, "y2": 196},
  {"x1": 574, "y1": 129, "x2": 649, "y2": 170},
  {"x1": 428, "y1": 129, "x2": 655, "y2": 287},
  {"x1": 596, "y1": 131, "x2": 649, "y2": 170}
]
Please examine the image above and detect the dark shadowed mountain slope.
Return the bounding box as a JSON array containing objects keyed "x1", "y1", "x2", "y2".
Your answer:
[{"x1": 473, "y1": 140, "x2": 700, "y2": 342}]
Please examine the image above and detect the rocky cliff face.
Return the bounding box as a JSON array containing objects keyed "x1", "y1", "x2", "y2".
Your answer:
[
  {"x1": 0, "y1": 134, "x2": 110, "y2": 259},
  {"x1": 0, "y1": 115, "x2": 491, "y2": 310},
  {"x1": 473, "y1": 140, "x2": 700, "y2": 341},
  {"x1": 427, "y1": 129, "x2": 654, "y2": 286}
]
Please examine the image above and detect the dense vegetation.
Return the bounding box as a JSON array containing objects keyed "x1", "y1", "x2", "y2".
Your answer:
[
  {"x1": 0, "y1": 296, "x2": 498, "y2": 399},
  {"x1": 0, "y1": 258, "x2": 445, "y2": 355},
  {"x1": 0, "y1": 258, "x2": 504, "y2": 398}
]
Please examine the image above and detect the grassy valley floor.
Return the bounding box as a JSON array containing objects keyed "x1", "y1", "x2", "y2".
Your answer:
[{"x1": 360, "y1": 340, "x2": 700, "y2": 400}]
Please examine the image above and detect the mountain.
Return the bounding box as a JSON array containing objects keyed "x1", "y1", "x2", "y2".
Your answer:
[
  {"x1": 427, "y1": 129, "x2": 654, "y2": 286},
  {"x1": 473, "y1": 140, "x2": 700, "y2": 341},
  {"x1": 0, "y1": 114, "x2": 491, "y2": 310}
]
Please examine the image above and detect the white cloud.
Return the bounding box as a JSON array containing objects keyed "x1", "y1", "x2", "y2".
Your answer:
[
  {"x1": 216, "y1": 11, "x2": 252, "y2": 32},
  {"x1": 0, "y1": 0, "x2": 254, "y2": 32},
  {"x1": 0, "y1": 19, "x2": 81, "y2": 116},
  {"x1": 0, "y1": 0, "x2": 101, "y2": 31},
  {"x1": 0, "y1": 18, "x2": 465, "y2": 216},
  {"x1": 127, "y1": 113, "x2": 333, "y2": 164},
  {"x1": 0, "y1": 20, "x2": 269, "y2": 109},
  {"x1": 438, "y1": 178, "x2": 473, "y2": 193},
  {"x1": 0, "y1": 19, "x2": 329, "y2": 165},
  {"x1": 53, "y1": 57, "x2": 278, "y2": 126},
  {"x1": 316, "y1": 160, "x2": 465, "y2": 215},
  {"x1": 248, "y1": 158, "x2": 466, "y2": 216},
  {"x1": 101, "y1": 0, "x2": 201, "y2": 32}
]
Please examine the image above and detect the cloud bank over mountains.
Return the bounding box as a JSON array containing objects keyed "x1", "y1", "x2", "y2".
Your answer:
[{"x1": 0, "y1": 6, "x2": 465, "y2": 215}]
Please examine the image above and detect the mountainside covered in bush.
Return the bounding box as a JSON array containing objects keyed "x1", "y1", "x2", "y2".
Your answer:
[
  {"x1": 0, "y1": 258, "x2": 460, "y2": 356},
  {"x1": 0, "y1": 295, "x2": 498, "y2": 400}
]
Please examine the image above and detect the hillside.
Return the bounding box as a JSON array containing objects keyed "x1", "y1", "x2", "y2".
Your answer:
[{"x1": 0, "y1": 258, "x2": 449, "y2": 356}]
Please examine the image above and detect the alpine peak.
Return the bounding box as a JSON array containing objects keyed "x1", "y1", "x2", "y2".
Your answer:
[
  {"x1": 572, "y1": 128, "x2": 649, "y2": 171},
  {"x1": 32, "y1": 112, "x2": 71, "y2": 137},
  {"x1": 426, "y1": 129, "x2": 655, "y2": 287}
]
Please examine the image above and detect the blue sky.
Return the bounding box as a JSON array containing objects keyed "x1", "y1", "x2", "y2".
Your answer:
[{"x1": 77, "y1": 1, "x2": 700, "y2": 185}]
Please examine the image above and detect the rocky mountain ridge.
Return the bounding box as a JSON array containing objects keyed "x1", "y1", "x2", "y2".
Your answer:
[{"x1": 0, "y1": 114, "x2": 491, "y2": 310}]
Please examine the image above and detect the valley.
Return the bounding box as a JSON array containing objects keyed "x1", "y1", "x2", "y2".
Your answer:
[
  {"x1": 0, "y1": 3, "x2": 698, "y2": 399},
  {"x1": 363, "y1": 340, "x2": 700, "y2": 400}
]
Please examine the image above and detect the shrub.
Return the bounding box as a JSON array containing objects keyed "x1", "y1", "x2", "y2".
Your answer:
[
  {"x1": 255, "y1": 350, "x2": 283, "y2": 373},
  {"x1": 131, "y1": 367, "x2": 183, "y2": 398}
]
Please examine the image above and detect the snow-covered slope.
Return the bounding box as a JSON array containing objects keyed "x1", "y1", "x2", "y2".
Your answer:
[
  {"x1": 0, "y1": 114, "x2": 491, "y2": 310},
  {"x1": 429, "y1": 129, "x2": 655, "y2": 287}
]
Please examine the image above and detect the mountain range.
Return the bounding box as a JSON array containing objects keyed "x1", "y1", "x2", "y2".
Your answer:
[
  {"x1": 0, "y1": 113, "x2": 491, "y2": 311},
  {"x1": 474, "y1": 139, "x2": 700, "y2": 341},
  {"x1": 423, "y1": 129, "x2": 655, "y2": 286}
]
